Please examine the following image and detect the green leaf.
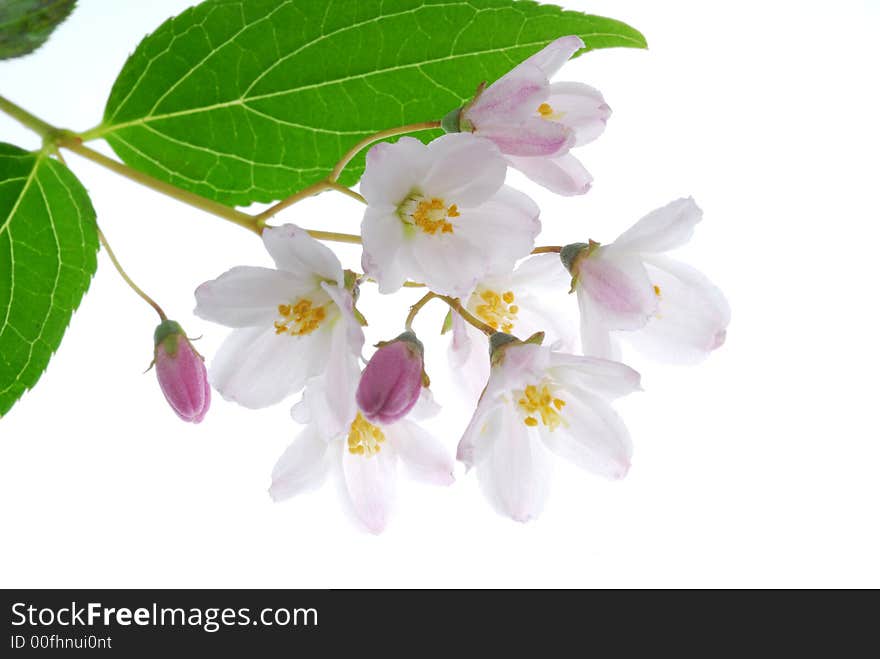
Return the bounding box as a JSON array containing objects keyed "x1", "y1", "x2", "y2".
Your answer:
[
  {"x1": 0, "y1": 0, "x2": 77, "y2": 60},
  {"x1": 94, "y1": 0, "x2": 646, "y2": 207},
  {"x1": 0, "y1": 143, "x2": 98, "y2": 416}
]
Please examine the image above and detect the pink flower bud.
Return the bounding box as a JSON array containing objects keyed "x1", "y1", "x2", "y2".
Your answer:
[
  {"x1": 153, "y1": 320, "x2": 210, "y2": 423},
  {"x1": 356, "y1": 331, "x2": 425, "y2": 425}
]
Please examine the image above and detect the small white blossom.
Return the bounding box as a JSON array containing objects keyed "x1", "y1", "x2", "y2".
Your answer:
[
  {"x1": 271, "y1": 363, "x2": 454, "y2": 535},
  {"x1": 569, "y1": 198, "x2": 731, "y2": 363},
  {"x1": 194, "y1": 224, "x2": 364, "y2": 409},
  {"x1": 458, "y1": 341, "x2": 640, "y2": 522},
  {"x1": 360, "y1": 134, "x2": 540, "y2": 297}
]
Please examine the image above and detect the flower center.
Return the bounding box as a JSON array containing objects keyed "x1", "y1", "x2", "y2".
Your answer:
[
  {"x1": 653, "y1": 284, "x2": 662, "y2": 297},
  {"x1": 537, "y1": 102, "x2": 564, "y2": 121},
  {"x1": 471, "y1": 288, "x2": 519, "y2": 333},
  {"x1": 516, "y1": 382, "x2": 566, "y2": 430},
  {"x1": 400, "y1": 194, "x2": 458, "y2": 235},
  {"x1": 274, "y1": 298, "x2": 327, "y2": 336},
  {"x1": 347, "y1": 413, "x2": 386, "y2": 457}
]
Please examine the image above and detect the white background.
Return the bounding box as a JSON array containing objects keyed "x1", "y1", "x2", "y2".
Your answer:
[{"x1": 1, "y1": 0, "x2": 878, "y2": 588}]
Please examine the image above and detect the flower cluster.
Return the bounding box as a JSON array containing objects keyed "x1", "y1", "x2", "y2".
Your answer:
[{"x1": 178, "y1": 37, "x2": 728, "y2": 532}]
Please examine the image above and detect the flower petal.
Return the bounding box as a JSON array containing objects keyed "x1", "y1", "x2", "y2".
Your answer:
[
  {"x1": 361, "y1": 208, "x2": 409, "y2": 294},
  {"x1": 269, "y1": 426, "x2": 331, "y2": 502},
  {"x1": 465, "y1": 62, "x2": 549, "y2": 127},
  {"x1": 577, "y1": 247, "x2": 657, "y2": 330},
  {"x1": 452, "y1": 185, "x2": 541, "y2": 274},
  {"x1": 360, "y1": 137, "x2": 431, "y2": 207},
  {"x1": 475, "y1": 117, "x2": 574, "y2": 157},
  {"x1": 548, "y1": 351, "x2": 641, "y2": 399},
  {"x1": 612, "y1": 198, "x2": 703, "y2": 254},
  {"x1": 387, "y1": 420, "x2": 455, "y2": 486},
  {"x1": 342, "y1": 443, "x2": 396, "y2": 534},
  {"x1": 522, "y1": 35, "x2": 585, "y2": 79},
  {"x1": 457, "y1": 397, "x2": 505, "y2": 469},
  {"x1": 476, "y1": 411, "x2": 551, "y2": 523},
  {"x1": 576, "y1": 288, "x2": 617, "y2": 359},
  {"x1": 262, "y1": 224, "x2": 343, "y2": 283},
  {"x1": 209, "y1": 323, "x2": 333, "y2": 409},
  {"x1": 540, "y1": 390, "x2": 632, "y2": 479},
  {"x1": 194, "y1": 266, "x2": 308, "y2": 328},
  {"x1": 507, "y1": 153, "x2": 592, "y2": 196},
  {"x1": 407, "y1": 232, "x2": 486, "y2": 298},
  {"x1": 626, "y1": 256, "x2": 731, "y2": 364},
  {"x1": 422, "y1": 134, "x2": 507, "y2": 205},
  {"x1": 448, "y1": 313, "x2": 490, "y2": 399},
  {"x1": 546, "y1": 81, "x2": 611, "y2": 146}
]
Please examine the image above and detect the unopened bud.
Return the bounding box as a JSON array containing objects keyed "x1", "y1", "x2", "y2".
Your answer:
[
  {"x1": 356, "y1": 331, "x2": 425, "y2": 425},
  {"x1": 153, "y1": 320, "x2": 210, "y2": 423}
]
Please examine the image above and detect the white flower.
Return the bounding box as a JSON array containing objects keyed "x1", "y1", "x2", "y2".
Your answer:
[
  {"x1": 568, "y1": 198, "x2": 730, "y2": 363},
  {"x1": 455, "y1": 35, "x2": 611, "y2": 196},
  {"x1": 271, "y1": 363, "x2": 454, "y2": 535},
  {"x1": 449, "y1": 253, "x2": 577, "y2": 396},
  {"x1": 457, "y1": 341, "x2": 640, "y2": 522},
  {"x1": 360, "y1": 134, "x2": 540, "y2": 297},
  {"x1": 194, "y1": 224, "x2": 364, "y2": 409}
]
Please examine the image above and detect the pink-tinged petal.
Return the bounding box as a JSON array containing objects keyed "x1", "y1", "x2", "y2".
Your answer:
[
  {"x1": 457, "y1": 398, "x2": 505, "y2": 469},
  {"x1": 387, "y1": 420, "x2": 455, "y2": 486},
  {"x1": 262, "y1": 224, "x2": 343, "y2": 283},
  {"x1": 407, "y1": 232, "x2": 486, "y2": 298},
  {"x1": 476, "y1": 411, "x2": 551, "y2": 523},
  {"x1": 507, "y1": 153, "x2": 593, "y2": 196},
  {"x1": 577, "y1": 247, "x2": 657, "y2": 330},
  {"x1": 359, "y1": 137, "x2": 431, "y2": 207},
  {"x1": 154, "y1": 325, "x2": 210, "y2": 424},
  {"x1": 342, "y1": 442, "x2": 396, "y2": 534},
  {"x1": 448, "y1": 313, "x2": 490, "y2": 400},
  {"x1": 576, "y1": 288, "x2": 617, "y2": 359},
  {"x1": 321, "y1": 282, "x2": 365, "y2": 357},
  {"x1": 409, "y1": 387, "x2": 442, "y2": 421},
  {"x1": 626, "y1": 256, "x2": 731, "y2": 364},
  {"x1": 194, "y1": 266, "x2": 308, "y2": 328},
  {"x1": 547, "y1": 352, "x2": 642, "y2": 400},
  {"x1": 465, "y1": 62, "x2": 549, "y2": 127},
  {"x1": 540, "y1": 390, "x2": 632, "y2": 480},
  {"x1": 209, "y1": 322, "x2": 333, "y2": 409},
  {"x1": 546, "y1": 81, "x2": 611, "y2": 146},
  {"x1": 357, "y1": 337, "x2": 424, "y2": 425},
  {"x1": 361, "y1": 207, "x2": 408, "y2": 294},
  {"x1": 269, "y1": 426, "x2": 331, "y2": 502},
  {"x1": 613, "y1": 198, "x2": 703, "y2": 254},
  {"x1": 477, "y1": 117, "x2": 574, "y2": 158},
  {"x1": 452, "y1": 186, "x2": 541, "y2": 275},
  {"x1": 421, "y1": 134, "x2": 507, "y2": 206},
  {"x1": 521, "y1": 36, "x2": 585, "y2": 79}
]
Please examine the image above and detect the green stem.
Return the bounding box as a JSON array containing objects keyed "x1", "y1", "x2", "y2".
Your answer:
[
  {"x1": 405, "y1": 292, "x2": 437, "y2": 331},
  {"x1": 0, "y1": 94, "x2": 56, "y2": 138},
  {"x1": 405, "y1": 291, "x2": 495, "y2": 336},
  {"x1": 59, "y1": 137, "x2": 262, "y2": 234},
  {"x1": 97, "y1": 227, "x2": 167, "y2": 321}
]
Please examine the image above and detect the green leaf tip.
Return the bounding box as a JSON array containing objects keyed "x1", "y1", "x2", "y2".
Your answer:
[{"x1": 0, "y1": 0, "x2": 77, "y2": 60}]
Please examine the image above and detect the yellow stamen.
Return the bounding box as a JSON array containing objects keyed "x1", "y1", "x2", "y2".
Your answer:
[
  {"x1": 517, "y1": 382, "x2": 566, "y2": 430},
  {"x1": 347, "y1": 413, "x2": 386, "y2": 457},
  {"x1": 653, "y1": 285, "x2": 662, "y2": 297},
  {"x1": 472, "y1": 288, "x2": 518, "y2": 334},
  {"x1": 403, "y1": 195, "x2": 458, "y2": 235},
  {"x1": 537, "y1": 102, "x2": 565, "y2": 121},
  {"x1": 274, "y1": 299, "x2": 327, "y2": 337}
]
